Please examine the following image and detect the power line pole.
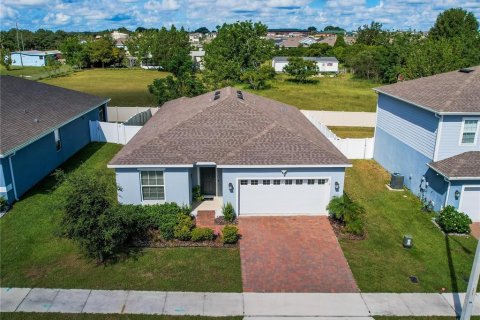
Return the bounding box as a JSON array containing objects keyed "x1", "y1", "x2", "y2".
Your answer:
[
  {"x1": 460, "y1": 239, "x2": 480, "y2": 320},
  {"x1": 15, "y1": 22, "x2": 24, "y2": 71}
]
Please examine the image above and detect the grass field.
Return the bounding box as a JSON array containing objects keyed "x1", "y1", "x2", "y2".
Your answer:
[
  {"x1": 329, "y1": 126, "x2": 375, "y2": 138},
  {"x1": 342, "y1": 160, "x2": 477, "y2": 292},
  {"x1": 41, "y1": 68, "x2": 169, "y2": 107},
  {"x1": 0, "y1": 143, "x2": 242, "y2": 292},
  {"x1": 240, "y1": 73, "x2": 380, "y2": 112},
  {"x1": 0, "y1": 65, "x2": 72, "y2": 80},
  {"x1": 0, "y1": 314, "x2": 241, "y2": 320}
]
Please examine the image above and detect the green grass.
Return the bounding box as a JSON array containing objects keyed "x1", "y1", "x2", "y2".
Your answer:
[
  {"x1": 341, "y1": 160, "x2": 478, "y2": 292},
  {"x1": 0, "y1": 314, "x2": 241, "y2": 320},
  {"x1": 375, "y1": 318, "x2": 480, "y2": 320},
  {"x1": 240, "y1": 73, "x2": 380, "y2": 112},
  {"x1": 0, "y1": 143, "x2": 242, "y2": 292},
  {"x1": 329, "y1": 126, "x2": 375, "y2": 138},
  {"x1": 0, "y1": 65, "x2": 73, "y2": 79},
  {"x1": 40, "y1": 69, "x2": 169, "y2": 107}
]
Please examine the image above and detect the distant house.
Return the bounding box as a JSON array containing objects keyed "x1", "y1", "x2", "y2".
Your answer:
[
  {"x1": 10, "y1": 50, "x2": 61, "y2": 67},
  {"x1": 278, "y1": 36, "x2": 316, "y2": 48},
  {"x1": 318, "y1": 36, "x2": 337, "y2": 47},
  {"x1": 0, "y1": 76, "x2": 109, "y2": 204},
  {"x1": 109, "y1": 87, "x2": 349, "y2": 216},
  {"x1": 190, "y1": 50, "x2": 205, "y2": 70},
  {"x1": 373, "y1": 67, "x2": 480, "y2": 221},
  {"x1": 272, "y1": 56, "x2": 339, "y2": 73},
  {"x1": 267, "y1": 29, "x2": 309, "y2": 37}
]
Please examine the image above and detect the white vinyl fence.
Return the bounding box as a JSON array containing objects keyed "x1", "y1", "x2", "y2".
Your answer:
[
  {"x1": 303, "y1": 112, "x2": 374, "y2": 159},
  {"x1": 107, "y1": 107, "x2": 159, "y2": 123},
  {"x1": 89, "y1": 121, "x2": 142, "y2": 145}
]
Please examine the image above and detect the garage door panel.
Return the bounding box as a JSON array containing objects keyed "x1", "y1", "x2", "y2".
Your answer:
[
  {"x1": 460, "y1": 186, "x2": 480, "y2": 222},
  {"x1": 239, "y1": 179, "x2": 330, "y2": 215}
]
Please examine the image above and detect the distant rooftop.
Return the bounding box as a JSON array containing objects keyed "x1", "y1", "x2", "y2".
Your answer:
[
  {"x1": 11, "y1": 50, "x2": 61, "y2": 56},
  {"x1": 273, "y1": 56, "x2": 338, "y2": 63}
]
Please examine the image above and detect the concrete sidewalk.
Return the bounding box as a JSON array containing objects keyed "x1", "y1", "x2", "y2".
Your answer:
[{"x1": 1, "y1": 287, "x2": 479, "y2": 317}]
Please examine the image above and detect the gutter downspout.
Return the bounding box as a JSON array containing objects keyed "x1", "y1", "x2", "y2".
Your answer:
[
  {"x1": 444, "y1": 177, "x2": 451, "y2": 209},
  {"x1": 8, "y1": 153, "x2": 19, "y2": 201}
]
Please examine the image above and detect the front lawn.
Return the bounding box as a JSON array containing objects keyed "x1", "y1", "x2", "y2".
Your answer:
[
  {"x1": 41, "y1": 69, "x2": 169, "y2": 107},
  {"x1": 240, "y1": 73, "x2": 379, "y2": 112},
  {"x1": 0, "y1": 143, "x2": 242, "y2": 292},
  {"x1": 341, "y1": 160, "x2": 477, "y2": 292}
]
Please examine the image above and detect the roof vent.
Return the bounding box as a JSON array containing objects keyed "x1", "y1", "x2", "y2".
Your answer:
[
  {"x1": 236, "y1": 90, "x2": 244, "y2": 100},
  {"x1": 33, "y1": 118, "x2": 39, "y2": 123},
  {"x1": 459, "y1": 68, "x2": 474, "y2": 73}
]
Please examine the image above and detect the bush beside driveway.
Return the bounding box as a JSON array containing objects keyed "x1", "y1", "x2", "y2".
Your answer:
[
  {"x1": 0, "y1": 143, "x2": 242, "y2": 292},
  {"x1": 341, "y1": 160, "x2": 478, "y2": 292}
]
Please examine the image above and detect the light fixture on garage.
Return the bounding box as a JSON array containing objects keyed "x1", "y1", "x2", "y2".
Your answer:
[
  {"x1": 281, "y1": 170, "x2": 287, "y2": 176},
  {"x1": 455, "y1": 190, "x2": 460, "y2": 200},
  {"x1": 229, "y1": 182, "x2": 234, "y2": 192},
  {"x1": 334, "y1": 181, "x2": 340, "y2": 191}
]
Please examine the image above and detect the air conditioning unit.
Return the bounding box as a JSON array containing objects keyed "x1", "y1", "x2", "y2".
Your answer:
[{"x1": 390, "y1": 173, "x2": 404, "y2": 189}]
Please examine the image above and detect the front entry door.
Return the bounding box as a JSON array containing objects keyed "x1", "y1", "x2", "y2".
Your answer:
[{"x1": 200, "y1": 167, "x2": 216, "y2": 196}]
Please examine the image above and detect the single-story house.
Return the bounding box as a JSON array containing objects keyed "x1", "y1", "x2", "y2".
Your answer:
[
  {"x1": 10, "y1": 50, "x2": 61, "y2": 67},
  {"x1": 373, "y1": 67, "x2": 480, "y2": 221},
  {"x1": 0, "y1": 76, "x2": 109, "y2": 204},
  {"x1": 108, "y1": 87, "x2": 350, "y2": 216},
  {"x1": 272, "y1": 56, "x2": 339, "y2": 73}
]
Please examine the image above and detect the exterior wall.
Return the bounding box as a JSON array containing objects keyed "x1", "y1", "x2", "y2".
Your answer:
[
  {"x1": 446, "y1": 180, "x2": 480, "y2": 210},
  {"x1": 5, "y1": 106, "x2": 104, "y2": 202},
  {"x1": 437, "y1": 115, "x2": 480, "y2": 161},
  {"x1": 273, "y1": 61, "x2": 288, "y2": 72},
  {"x1": 317, "y1": 62, "x2": 338, "y2": 73},
  {"x1": 11, "y1": 54, "x2": 46, "y2": 67},
  {"x1": 0, "y1": 159, "x2": 14, "y2": 203},
  {"x1": 115, "y1": 167, "x2": 192, "y2": 206},
  {"x1": 221, "y1": 167, "x2": 346, "y2": 213},
  {"x1": 423, "y1": 168, "x2": 448, "y2": 211}
]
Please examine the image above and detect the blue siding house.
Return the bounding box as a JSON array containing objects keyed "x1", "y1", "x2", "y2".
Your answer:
[
  {"x1": 0, "y1": 76, "x2": 109, "y2": 204},
  {"x1": 10, "y1": 50, "x2": 61, "y2": 67},
  {"x1": 373, "y1": 67, "x2": 480, "y2": 221},
  {"x1": 109, "y1": 88, "x2": 350, "y2": 216}
]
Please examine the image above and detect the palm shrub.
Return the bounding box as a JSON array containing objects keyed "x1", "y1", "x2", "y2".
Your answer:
[
  {"x1": 222, "y1": 202, "x2": 236, "y2": 222},
  {"x1": 327, "y1": 194, "x2": 365, "y2": 236},
  {"x1": 436, "y1": 205, "x2": 472, "y2": 234}
]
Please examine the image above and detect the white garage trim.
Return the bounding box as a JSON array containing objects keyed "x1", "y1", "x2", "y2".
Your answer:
[
  {"x1": 236, "y1": 176, "x2": 332, "y2": 216},
  {"x1": 459, "y1": 185, "x2": 480, "y2": 222}
]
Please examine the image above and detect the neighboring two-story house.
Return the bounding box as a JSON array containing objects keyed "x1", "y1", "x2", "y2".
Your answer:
[
  {"x1": 373, "y1": 67, "x2": 480, "y2": 221},
  {"x1": 0, "y1": 76, "x2": 109, "y2": 204}
]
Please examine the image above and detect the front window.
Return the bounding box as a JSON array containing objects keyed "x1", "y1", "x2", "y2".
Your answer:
[
  {"x1": 141, "y1": 171, "x2": 165, "y2": 201},
  {"x1": 461, "y1": 119, "x2": 478, "y2": 145}
]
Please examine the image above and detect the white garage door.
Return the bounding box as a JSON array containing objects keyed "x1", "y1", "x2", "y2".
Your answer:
[
  {"x1": 459, "y1": 186, "x2": 480, "y2": 222},
  {"x1": 238, "y1": 178, "x2": 331, "y2": 215}
]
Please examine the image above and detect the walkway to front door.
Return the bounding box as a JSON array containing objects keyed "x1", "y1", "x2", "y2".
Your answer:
[{"x1": 239, "y1": 216, "x2": 359, "y2": 293}]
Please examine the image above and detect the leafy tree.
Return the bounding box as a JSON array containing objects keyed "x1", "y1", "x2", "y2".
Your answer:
[
  {"x1": 324, "y1": 26, "x2": 345, "y2": 32},
  {"x1": 148, "y1": 73, "x2": 205, "y2": 105},
  {"x1": 305, "y1": 43, "x2": 331, "y2": 57},
  {"x1": 307, "y1": 26, "x2": 317, "y2": 33},
  {"x1": 195, "y1": 27, "x2": 210, "y2": 34},
  {"x1": 204, "y1": 21, "x2": 274, "y2": 86},
  {"x1": 429, "y1": 8, "x2": 479, "y2": 40},
  {"x1": 0, "y1": 48, "x2": 12, "y2": 70},
  {"x1": 283, "y1": 57, "x2": 319, "y2": 82},
  {"x1": 57, "y1": 170, "x2": 127, "y2": 262},
  {"x1": 44, "y1": 56, "x2": 62, "y2": 77},
  {"x1": 59, "y1": 37, "x2": 88, "y2": 68},
  {"x1": 87, "y1": 36, "x2": 116, "y2": 68},
  {"x1": 356, "y1": 21, "x2": 388, "y2": 46},
  {"x1": 334, "y1": 34, "x2": 347, "y2": 48},
  {"x1": 241, "y1": 65, "x2": 275, "y2": 90}
]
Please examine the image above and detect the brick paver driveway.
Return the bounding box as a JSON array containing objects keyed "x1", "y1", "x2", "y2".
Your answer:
[{"x1": 239, "y1": 216, "x2": 358, "y2": 293}]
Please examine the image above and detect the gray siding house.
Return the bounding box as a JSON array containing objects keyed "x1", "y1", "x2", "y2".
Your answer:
[
  {"x1": 373, "y1": 67, "x2": 480, "y2": 221},
  {"x1": 108, "y1": 87, "x2": 350, "y2": 216}
]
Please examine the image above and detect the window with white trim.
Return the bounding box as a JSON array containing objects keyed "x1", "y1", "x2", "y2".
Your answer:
[
  {"x1": 318, "y1": 179, "x2": 328, "y2": 185},
  {"x1": 285, "y1": 179, "x2": 292, "y2": 185},
  {"x1": 240, "y1": 180, "x2": 248, "y2": 185},
  {"x1": 307, "y1": 179, "x2": 315, "y2": 185},
  {"x1": 250, "y1": 180, "x2": 258, "y2": 185},
  {"x1": 461, "y1": 119, "x2": 478, "y2": 144},
  {"x1": 262, "y1": 180, "x2": 270, "y2": 185},
  {"x1": 273, "y1": 180, "x2": 281, "y2": 185},
  {"x1": 141, "y1": 171, "x2": 165, "y2": 201},
  {"x1": 295, "y1": 179, "x2": 303, "y2": 185},
  {"x1": 54, "y1": 129, "x2": 61, "y2": 151}
]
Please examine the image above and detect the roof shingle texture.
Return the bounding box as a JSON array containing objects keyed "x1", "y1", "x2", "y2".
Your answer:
[
  {"x1": 429, "y1": 151, "x2": 480, "y2": 179},
  {"x1": 375, "y1": 66, "x2": 480, "y2": 113},
  {"x1": 0, "y1": 76, "x2": 108, "y2": 155},
  {"x1": 109, "y1": 87, "x2": 349, "y2": 166}
]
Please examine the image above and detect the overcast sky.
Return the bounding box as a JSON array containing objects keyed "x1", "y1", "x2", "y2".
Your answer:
[{"x1": 1, "y1": 0, "x2": 479, "y2": 32}]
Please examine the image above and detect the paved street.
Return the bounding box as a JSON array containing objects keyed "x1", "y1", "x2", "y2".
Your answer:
[{"x1": 2, "y1": 287, "x2": 480, "y2": 317}]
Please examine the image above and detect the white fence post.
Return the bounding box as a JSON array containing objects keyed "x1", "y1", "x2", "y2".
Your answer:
[{"x1": 89, "y1": 120, "x2": 142, "y2": 145}]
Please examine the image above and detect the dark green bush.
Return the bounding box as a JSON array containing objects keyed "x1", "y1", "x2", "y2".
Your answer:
[
  {"x1": 222, "y1": 202, "x2": 236, "y2": 222},
  {"x1": 0, "y1": 196, "x2": 7, "y2": 212},
  {"x1": 192, "y1": 185, "x2": 204, "y2": 202},
  {"x1": 436, "y1": 205, "x2": 472, "y2": 234},
  {"x1": 327, "y1": 194, "x2": 365, "y2": 236},
  {"x1": 222, "y1": 225, "x2": 239, "y2": 244},
  {"x1": 143, "y1": 203, "x2": 192, "y2": 240},
  {"x1": 191, "y1": 227, "x2": 215, "y2": 242},
  {"x1": 174, "y1": 215, "x2": 194, "y2": 240}
]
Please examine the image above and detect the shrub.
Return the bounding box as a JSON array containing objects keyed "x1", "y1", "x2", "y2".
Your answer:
[
  {"x1": 144, "y1": 203, "x2": 192, "y2": 240},
  {"x1": 0, "y1": 196, "x2": 7, "y2": 212},
  {"x1": 192, "y1": 185, "x2": 204, "y2": 202},
  {"x1": 222, "y1": 202, "x2": 236, "y2": 222},
  {"x1": 327, "y1": 194, "x2": 365, "y2": 236},
  {"x1": 222, "y1": 225, "x2": 239, "y2": 244},
  {"x1": 191, "y1": 227, "x2": 215, "y2": 242},
  {"x1": 174, "y1": 215, "x2": 194, "y2": 240},
  {"x1": 436, "y1": 205, "x2": 472, "y2": 234},
  {"x1": 116, "y1": 205, "x2": 152, "y2": 239}
]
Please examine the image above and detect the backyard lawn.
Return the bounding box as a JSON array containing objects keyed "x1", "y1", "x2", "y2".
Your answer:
[
  {"x1": 0, "y1": 314, "x2": 241, "y2": 320},
  {"x1": 0, "y1": 143, "x2": 242, "y2": 292},
  {"x1": 240, "y1": 73, "x2": 380, "y2": 112},
  {"x1": 0, "y1": 65, "x2": 72, "y2": 79},
  {"x1": 40, "y1": 68, "x2": 169, "y2": 107},
  {"x1": 342, "y1": 160, "x2": 478, "y2": 292},
  {"x1": 329, "y1": 126, "x2": 375, "y2": 138}
]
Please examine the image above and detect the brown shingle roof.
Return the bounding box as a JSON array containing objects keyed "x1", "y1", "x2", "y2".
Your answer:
[
  {"x1": 428, "y1": 152, "x2": 480, "y2": 179},
  {"x1": 109, "y1": 87, "x2": 349, "y2": 167},
  {"x1": 375, "y1": 66, "x2": 480, "y2": 114},
  {"x1": 0, "y1": 76, "x2": 108, "y2": 155}
]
